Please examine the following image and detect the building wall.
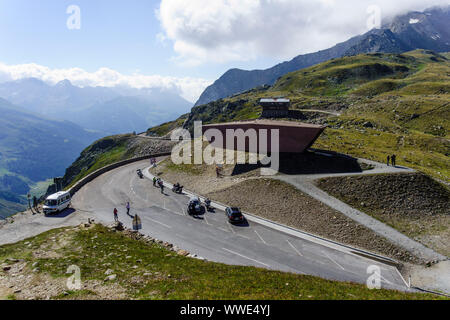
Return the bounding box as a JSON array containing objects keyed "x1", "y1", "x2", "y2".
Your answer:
[{"x1": 203, "y1": 123, "x2": 325, "y2": 153}]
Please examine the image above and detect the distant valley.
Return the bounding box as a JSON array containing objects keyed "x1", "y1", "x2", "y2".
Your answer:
[{"x1": 0, "y1": 80, "x2": 193, "y2": 218}]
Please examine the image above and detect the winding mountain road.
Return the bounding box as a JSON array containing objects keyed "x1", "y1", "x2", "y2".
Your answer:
[{"x1": 71, "y1": 160, "x2": 411, "y2": 292}]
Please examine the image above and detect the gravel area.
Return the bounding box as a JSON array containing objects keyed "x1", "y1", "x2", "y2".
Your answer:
[{"x1": 316, "y1": 173, "x2": 450, "y2": 257}]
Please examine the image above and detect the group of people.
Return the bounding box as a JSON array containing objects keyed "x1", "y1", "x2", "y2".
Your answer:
[
  {"x1": 153, "y1": 177, "x2": 165, "y2": 193},
  {"x1": 113, "y1": 202, "x2": 132, "y2": 222},
  {"x1": 387, "y1": 154, "x2": 397, "y2": 167}
]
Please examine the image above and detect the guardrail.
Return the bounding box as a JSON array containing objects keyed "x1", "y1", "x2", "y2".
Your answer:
[{"x1": 68, "y1": 152, "x2": 172, "y2": 197}]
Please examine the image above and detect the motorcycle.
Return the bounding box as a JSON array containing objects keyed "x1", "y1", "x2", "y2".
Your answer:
[
  {"x1": 172, "y1": 184, "x2": 184, "y2": 194},
  {"x1": 136, "y1": 169, "x2": 144, "y2": 179}
]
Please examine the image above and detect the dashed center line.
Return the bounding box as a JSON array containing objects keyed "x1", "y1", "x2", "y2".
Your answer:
[
  {"x1": 222, "y1": 248, "x2": 270, "y2": 268},
  {"x1": 287, "y1": 240, "x2": 303, "y2": 257}
]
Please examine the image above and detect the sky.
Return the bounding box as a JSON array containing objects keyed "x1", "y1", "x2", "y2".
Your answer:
[{"x1": 0, "y1": 0, "x2": 448, "y2": 103}]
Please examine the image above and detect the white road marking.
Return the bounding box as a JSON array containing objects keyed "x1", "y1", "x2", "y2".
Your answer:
[
  {"x1": 287, "y1": 240, "x2": 303, "y2": 257},
  {"x1": 222, "y1": 248, "x2": 270, "y2": 268},
  {"x1": 254, "y1": 230, "x2": 267, "y2": 244},
  {"x1": 227, "y1": 223, "x2": 236, "y2": 234},
  {"x1": 203, "y1": 215, "x2": 211, "y2": 225},
  {"x1": 380, "y1": 274, "x2": 394, "y2": 286},
  {"x1": 217, "y1": 227, "x2": 229, "y2": 233},
  {"x1": 322, "y1": 251, "x2": 345, "y2": 270},
  {"x1": 146, "y1": 217, "x2": 172, "y2": 229}
]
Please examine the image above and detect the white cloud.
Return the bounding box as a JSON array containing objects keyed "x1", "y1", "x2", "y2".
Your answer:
[
  {"x1": 0, "y1": 62, "x2": 211, "y2": 103},
  {"x1": 158, "y1": 0, "x2": 449, "y2": 65}
]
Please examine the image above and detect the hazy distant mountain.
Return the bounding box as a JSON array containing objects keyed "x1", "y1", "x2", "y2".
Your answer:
[
  {"x1": 194, "y1": 6, "x2": 450, "y2": 106},
  {"x1": 72, "y1": 95, "x2": 190, "y2": 135},
  {"x1": 0, "y1": 98, "x2": 101, "y2": 218},
  {"x1": 0, "y1": 78, "x2": 193, "y2": 134}
]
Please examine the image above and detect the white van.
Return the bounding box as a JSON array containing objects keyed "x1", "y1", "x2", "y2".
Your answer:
[{"x1": 43, "y1": 191, "x2": 71, "y2": 215}]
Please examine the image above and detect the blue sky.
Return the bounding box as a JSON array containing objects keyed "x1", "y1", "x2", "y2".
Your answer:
[
  {"x1": 0, "y1": 0, "x2": 447, "y2": 102},
  {"x1": 0, "y1": 0, "x2": 277, "y2": 79}
]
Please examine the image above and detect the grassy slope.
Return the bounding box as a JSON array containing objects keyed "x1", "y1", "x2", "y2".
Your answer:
[
  {"x1": 0, "y1": 224, "x2": 441, "y2": 300},
  {"x1": 146, "y1": 114, "x2": 188, "y2": 137},
  {"x1": 182, "y1": 50, "x2": 449, "y2": 182},
  {"x1": 316, "y1": 173, "x2": 450, "y2": 256},
  {"x1": 63, "y1": 135, "x2": 133, "y2": 189}
]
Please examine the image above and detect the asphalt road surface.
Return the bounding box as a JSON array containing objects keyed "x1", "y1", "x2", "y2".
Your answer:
[{"x1": 72, "y1": 160, "x2": 410, "y2": 292}]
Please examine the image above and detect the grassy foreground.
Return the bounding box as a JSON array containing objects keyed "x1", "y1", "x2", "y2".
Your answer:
[{"x1": 0, "y1": 224, "x2": 443, "y2": 300}]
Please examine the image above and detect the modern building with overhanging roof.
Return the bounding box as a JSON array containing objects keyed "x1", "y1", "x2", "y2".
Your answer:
[
  {"x1": 260, "y1": 98, "x2": 291, "y2": 118},
  {"x1": 202, "y1": 119, "x2": 326, "y2": 154}
]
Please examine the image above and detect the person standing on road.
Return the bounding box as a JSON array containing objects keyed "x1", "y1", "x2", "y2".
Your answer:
[
  {"x1": 126, "y1": 202, "x2": 131, "y2": 216},
  {"x1": 153, "y1": 177, "x2": 157, "y2": 187},
  {"x1": 32, "y1": 196, "x2": 38, "y2": 211},
  {"x1": 114, "y1": 208, "x2": 119, "y2": 222},
  {"x1": 387, "y1": 155, "x2": 390, "y2": 166},
  {"x1": 159, "y1": 179, "x2": 164, "y2": 194}
]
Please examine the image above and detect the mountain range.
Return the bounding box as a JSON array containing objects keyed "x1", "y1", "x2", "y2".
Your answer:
[
  {"x1": 0, "y1": 78, "x2": 192, "y2": 135},
  {"x1": 194, "y1": 6, "x2": 450, "y2": 107},
  {"x1": 0, "y1": 98, "x2": 103, "y2": 218}
]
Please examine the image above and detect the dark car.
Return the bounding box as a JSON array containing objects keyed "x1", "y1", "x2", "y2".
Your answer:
[
  {"x1": 225, "y1": 207, "x2": 245, "y2": 224},
  {"x1": 187, "y1": 197, "x2": 203, "y2": 216}
]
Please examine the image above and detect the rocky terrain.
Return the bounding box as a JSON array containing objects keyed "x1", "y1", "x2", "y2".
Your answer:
[{"x1": 316, "y1": 173, "x2": 450, "y2": 256}]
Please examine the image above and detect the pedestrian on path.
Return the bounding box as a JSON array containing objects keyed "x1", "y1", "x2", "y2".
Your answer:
[
  {"x1": 153, "y1": 176, "x2": 157, "y2": 187},
  {"x1": 126, "y1": 202, "x2": 131, "y2": 216},
  {"x1": 391, "y1": 154, "x2": 396, "y2": 167},
  {"x1": 387, "y1": 155, "x2": 390, "y2": 166},
  {"x1": 113, "y1": 208, "x2": 119, "y2": 222}
]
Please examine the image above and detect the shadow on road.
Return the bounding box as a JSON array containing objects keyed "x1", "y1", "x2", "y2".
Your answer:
[
  {"x1": 44, "y1": 208, "x2": 76, "y2": 218},
  {"x1": 231, "y1": 220, "x2": 250, "y2": 228}
]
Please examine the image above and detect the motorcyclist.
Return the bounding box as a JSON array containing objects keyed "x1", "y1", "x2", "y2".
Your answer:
[
  {"x1": 188, "y1": 202, "x2": 195, "y2": 215},
  {"x1": 173, "y1": 183, "x2": 183, "y2": 193}
]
